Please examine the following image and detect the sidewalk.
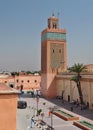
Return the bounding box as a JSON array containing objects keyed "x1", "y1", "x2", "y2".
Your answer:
[
  {"x1": 48, "y1": 98, "x2": 93, "y2": 121},
  {"x1": 29, "y1": 98, "x2": 82, "y2": 130},
  {"x1": 33, "y1": 97, "x2": 93, "y2": 130},
  {"x1": 17, "y1": 95, "x2": 93, "y2": 130}
]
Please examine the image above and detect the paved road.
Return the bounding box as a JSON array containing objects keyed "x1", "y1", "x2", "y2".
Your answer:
[{"x1": 16, "y1": 94, "x2": 93, "y2": 130}]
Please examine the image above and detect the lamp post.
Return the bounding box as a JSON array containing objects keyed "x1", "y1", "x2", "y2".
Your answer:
[
  {"x1": 32, "y1": 107, "x2": 36, "y2": 117},
  {"x1": 51, "y1": 111, "x2": 53, "y2": 129},
  {"x1": 49, "y1": 107, "x2": 54, "y2": 129},
  {"x1": 36, "y1": 96, "x2": 39, "y2": 116}
]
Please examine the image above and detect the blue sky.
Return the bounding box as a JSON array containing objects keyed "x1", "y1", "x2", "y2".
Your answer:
[{"x1": 0, "y1": 0, "x2": 93, "y2": 71}]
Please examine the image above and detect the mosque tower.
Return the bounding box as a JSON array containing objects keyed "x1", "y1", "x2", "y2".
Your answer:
[{"x1": 41, "y1": 14, "x2": 67, "y2": 98}]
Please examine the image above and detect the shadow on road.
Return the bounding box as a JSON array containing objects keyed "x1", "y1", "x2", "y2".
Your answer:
[{"x1": 44, "y1": 98, "x2": 93, "y2": 120}]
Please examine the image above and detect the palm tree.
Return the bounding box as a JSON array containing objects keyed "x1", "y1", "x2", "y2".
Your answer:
[{"x1": 68, "y1": 63, "x2": 87, "y2": 104}]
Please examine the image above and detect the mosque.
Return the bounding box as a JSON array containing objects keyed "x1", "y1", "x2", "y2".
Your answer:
[
  {"x1": 41, "y1": 14, "x2": 93, "y2": 110},
  {"x1": 1, "y1": 13, "x2": 93, "y2": 130}
]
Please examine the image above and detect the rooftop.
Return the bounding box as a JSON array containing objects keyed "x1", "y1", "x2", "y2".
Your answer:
[{"x1": 0, "y1": 83, "x2": 18, "y2": 94}]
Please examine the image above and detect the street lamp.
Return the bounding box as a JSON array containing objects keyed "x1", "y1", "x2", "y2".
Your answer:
[
  {"x1": 36, "y1": 96, "x2": 39, "y2": 116},
  {"x1": 49, "y1": 107, "x2": 54, "y2": 129},
  {"x1": 32, "y1": 107, "x2": 36, "y2": 117}
]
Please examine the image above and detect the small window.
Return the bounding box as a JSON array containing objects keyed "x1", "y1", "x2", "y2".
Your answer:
[
  {"x1": 10, "y1": 84, "x2": 14, "y2": 88},
  {"x1": 54, "y1": 24, "x2": 57, "y2": 28},
  {"x1": 5, "y1": 81, "x2": 7, "y2": 83},
  {"x1": 59, "y1": 49, "x2": 61, "y2": 53},
  {"x1": 34, "y1": 80, "x2": 37, "y2": 83},
  {"x1": 53, "y1": 24, "x2": 57, "y2": 29},
  {"x1": 16, "y1": 79, "x2": 19, "y2": 83},
  {"x1": 53, "y1": 49, "x2": 54, "y2": 53},
  {"x1": 27, "y1": 80, "x2": 30, "y2": 83},
  {"x1": 21, "y1": 80, "x2": 24, "y2": 83}
]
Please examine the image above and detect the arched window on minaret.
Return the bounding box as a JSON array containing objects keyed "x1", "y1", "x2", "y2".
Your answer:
[{"x1": 53, "y1": 24, "x2": 57, "y2": 29}]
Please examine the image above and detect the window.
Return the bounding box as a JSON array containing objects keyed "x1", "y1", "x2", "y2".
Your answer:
[
  {"x1": 21, "y1": 80, "x2": 24, "y2": 83},
  {"x1": 59, "y1": 49, "x2": 61, "y2": 53},
  {"x1": 27, "y1": 80, "x2": 30, "y2": 83},
  {"x1": 10, "y1": 84, "x2": 14, "y2": 88},
  {"x1": 53, "y1": 49, "x2": 54, "y2": 53},
  {"x1": 34, "y1": 80, "x2": 37, "y2": 83},
  {"x1": 16, "y1": 79, "x2": 19, "y2": 83},
  {"x1": 5, "y1": 81, "x2": 7, "y2": 83},
  {"x1": 53, "y1": 24, "x2": 57, "y2": 29}
]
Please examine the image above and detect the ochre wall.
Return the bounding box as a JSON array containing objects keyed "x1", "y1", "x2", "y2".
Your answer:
[
  {"x1": 14, "y1": 75, "x2": 41, "y2": 90},
  {"x1": 56, "y1": 75, "x2": 93, "y2": 109},
  {"x1": 0, "y1": 75, "x2": 41, "y2": 91},
  {"x1": 0, "y1": 94, "x2": 18, "y2": 130},
  {"x1": 41, "y1": 37, "x2": 66, "y2": 98}
]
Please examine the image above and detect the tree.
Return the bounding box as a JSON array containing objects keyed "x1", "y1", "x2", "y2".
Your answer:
[
  {"x1": 11, "y1": 72, "x2": 19, "y2": 76},
  {"x1": 68, "y1": 63, "x2": 87, "y2": 104}
]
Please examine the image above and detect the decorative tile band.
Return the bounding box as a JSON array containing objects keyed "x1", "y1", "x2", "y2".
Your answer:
[{"x1": 41, "y1": 32, "x2": 66, "y2": 41}]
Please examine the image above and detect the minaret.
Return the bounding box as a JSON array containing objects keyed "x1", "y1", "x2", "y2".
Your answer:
[{"x1": 41, "y1": 14, "x2": 66, "y2": 98}]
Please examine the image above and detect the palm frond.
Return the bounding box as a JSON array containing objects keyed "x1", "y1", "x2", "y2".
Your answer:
[
  {"x1": 71, "y1": 76, "x2": 78, "y2": 83},
  {"x1": 68, "y1": 63, "x2": 87, "y2": 74}
]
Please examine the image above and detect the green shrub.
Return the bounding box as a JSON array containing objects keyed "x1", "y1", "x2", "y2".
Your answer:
[{"x1": 27, "y1": 91, "x2": 31, "y2": 94}]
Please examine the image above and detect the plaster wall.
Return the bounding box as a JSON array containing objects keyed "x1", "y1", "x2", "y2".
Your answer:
[
  {"x1": 0, "y1": 75, "x2": 41, "y2": 91},
  {"x1": 41, "y1": 73, "x2": 47, "y2": 96},
  {"x1": 0, "y1": 94, "x2": 18, "y2": 130},
  {"x1": 14, "y1": 75, "x2": 41, "y2": 90},
  {"x1": 56, "y1": 75, "x2": 93, "y2": 109}
]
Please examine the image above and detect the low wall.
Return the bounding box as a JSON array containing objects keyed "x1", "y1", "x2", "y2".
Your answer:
[{"x1": 52, "y1": 109, "x2": 79, "y2": 121}]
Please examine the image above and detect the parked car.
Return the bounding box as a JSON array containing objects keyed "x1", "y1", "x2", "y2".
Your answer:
[{"x1": 17, "y1": 100, "x2": 27, "y2": 109}]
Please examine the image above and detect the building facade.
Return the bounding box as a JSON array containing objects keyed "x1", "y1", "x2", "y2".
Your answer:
[
  {"x1": 86, "y1": 64, "x2": 93, "y2": 72},
  {"x1": 0, "y1": 74, "x2": 41, "y2": 91},
  {"x1": 41, "y1": 14, "x2": 66, "y2": 98},
  {"x1": 56, "y1": 73, "x2": 93, "y2": 109},
  {"x1": 0, "y1": 83, "x2": 18, "y2": 130},
  {"x1": 41, "y1": 15, "x2": 93, "y2": 110}
]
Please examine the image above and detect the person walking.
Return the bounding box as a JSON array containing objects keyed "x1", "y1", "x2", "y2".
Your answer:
[
  {"x1": 71, "y1": 106, "x2": 73, "y2": 111},
  {"x1": 30, "y1": 117, "x2": 34, "y2": 128},
  {"x1": 48, "y1": 111, "x2": 51, "y2": 118}
]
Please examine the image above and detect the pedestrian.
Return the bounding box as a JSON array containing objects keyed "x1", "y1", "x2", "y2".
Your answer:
[
  {"x1": 71, "y1": 106, "x2": 73, "y2": 111},
  {"x1": 31, "y1": 117, "x2": 34, "y2": 128},
  {"x1": 48, "y1": 111, "x2": 51, "y2": 118},
  {"x1": 76, "y1": 98, "x2": 79, "y2": 107},
  {"x1": 81, "y1": 105, "x2": 83, "y2": 110}
]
